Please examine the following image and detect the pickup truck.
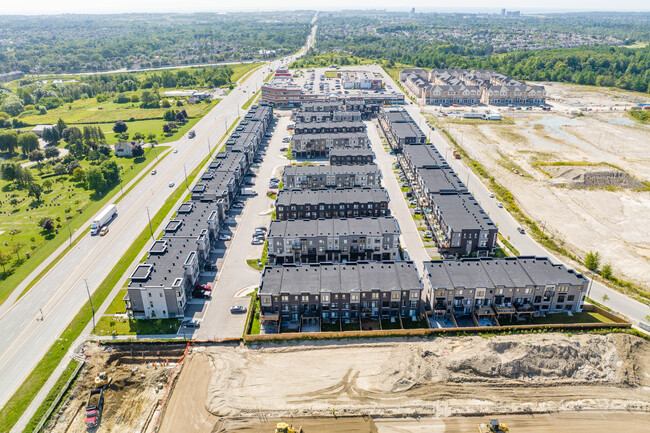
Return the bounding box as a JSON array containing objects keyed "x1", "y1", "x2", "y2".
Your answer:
[
  {"x1": 452, "y1": 150, "x2": 461, "y2": 159},
  {"x1": 85, "y1": 389, "x2": 104, "y2": 429}
]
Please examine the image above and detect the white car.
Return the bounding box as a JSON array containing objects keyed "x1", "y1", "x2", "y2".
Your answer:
[
  {"x1": 496, "y1": 202, "x2": 504, "y2": 208},
  {"x1": 173, "y1": 149, "x2": 178, "y2": 154},
  {"x1": 168, "y1": 182, "x2": 175, "y2": 187},
  {"x1": 218, "y1": 234, "x2": 232, "y2": 241},
  {"x1": 151, "y1": 170, "x2": 157, "y2": 175},
  {"x1": 488, "y1": 192, "x2": 494, "y2": 198}
]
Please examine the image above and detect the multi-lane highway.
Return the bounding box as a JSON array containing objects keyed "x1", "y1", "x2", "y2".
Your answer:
[{"x1": 0, "y1": 22, "x2": 316, "y2": 411}]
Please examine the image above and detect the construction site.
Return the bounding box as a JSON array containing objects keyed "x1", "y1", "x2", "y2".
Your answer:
[
  {"x1": 46, "y1": 332, "x2": 650, "y2": 432},
  {"x1": 425, "y1": 83, "x2": 650, "y2": 288}
]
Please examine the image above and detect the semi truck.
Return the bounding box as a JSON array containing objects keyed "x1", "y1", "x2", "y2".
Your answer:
[
  {"x1": 85, "y1": 389, "x2": 104, "y2": 429},
  {"x1": 90, "y1": 204, "x2": 117, "y2": 235}
]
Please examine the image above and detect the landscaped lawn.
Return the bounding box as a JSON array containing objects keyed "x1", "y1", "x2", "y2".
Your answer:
[
  {"x1": 94, "y1": 316, "x2": 181, "y2": 336},
  {"x1": 402, "y1": 316, "x2": 430, "y2": 329},
  {"x1": 381, "y1": 319, "x2": 402, "y2": 330},
  {"x1": 341, "y1": 321, "x2": 361, "y2": 332},
  {"x1": 0, "y1": 146, "x2": 166, "y2": 306},
  {"x1": 103, "y1": 289, "x2": 128, "y2": 315},
  {"x1": 321, "y1": 322, "x2": 340, "y2": 332},
  {"x1": 524, "y1": 312, "x2": 614, "y2": 325}
]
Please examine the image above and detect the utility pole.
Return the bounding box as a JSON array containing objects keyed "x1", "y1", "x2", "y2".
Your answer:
[
  {"x1": 146, "y1": 207, "x2": 155, "y2": 242},
  {"x1": 587, "y1": 271, "x2": 595, "y2": 300},
  {"x1": 65, "y1": 215, "x2": 72, "y2": 246},
  {"x1": 85, "y1": 279, "x2": 95, "y2": 331},
  {"x1": 183, "y1": 165, "x2": 190, "y2": 191},
  {"x1": 207, "y1": 137, "x2": 211, "y2": 154}
]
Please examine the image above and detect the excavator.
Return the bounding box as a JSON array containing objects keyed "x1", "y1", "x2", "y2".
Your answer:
[
  {"x1": 275, "y1": 422, "x2": 302, "y2": 433},
  {"x1": 478, "y1": 419, "x2": 509, "y2": 433},
  {"x1": 94, "y1": 371, "x2": 112, "y2": 389}
]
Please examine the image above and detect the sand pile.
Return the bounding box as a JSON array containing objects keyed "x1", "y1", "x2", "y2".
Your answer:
[
  {"x1": 204, "y1": 333, "x2": 650, "y2": 418},
  {"x1": 545, "y1": 165, "x2": 644, "y2": 189}
]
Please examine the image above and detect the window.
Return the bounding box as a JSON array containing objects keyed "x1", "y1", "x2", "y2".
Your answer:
[
  {"x1": 301, "y1": 295, "x2": 309, "y2": 302},
  {"x1": 351, "y1": 294, "x2": 359, "y2": 301},
  {"x1": 567, "y1": 295, "x2": 575, "y2": 302},
  {"x1": 322, "y1": 294, "x2": 329, "y2": 303},
  {"x1": 281, "y1": 295, "x2": 289, "y2": 302},
  {"x1": 391, "y1": 292, "x2": 400, "y2": 300},
  {"x1": 371, "y1": 292, "x2": 379, "y2": 299},
  {"x1": 411, "y1": 291, "x2": 419, "y2": 299}
]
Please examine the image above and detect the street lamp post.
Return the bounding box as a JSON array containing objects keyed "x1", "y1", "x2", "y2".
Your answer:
[
  {"x1": 85, "y1": 279, "x2": 95, "y2": 331},
  {"x1": 587, "y1": 271, "x2": 595, "y2": 300},
  {"x1": 65, "y1": 215, "x2": 72, "y2": 246},
  {"x1": 146, "y1": 207, "x2": 155, "y2": 242}
]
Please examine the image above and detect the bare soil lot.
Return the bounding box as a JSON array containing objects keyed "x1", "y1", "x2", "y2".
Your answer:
[
  {"x1": 157, "y1": 333, "x2": 650, "y2": 432},
  {"x1": 429, "y1": 90, "x2": 650, "y2": 286},
  {"x1": 45, "y1": 343, "x2": 186, "y2": 433}
]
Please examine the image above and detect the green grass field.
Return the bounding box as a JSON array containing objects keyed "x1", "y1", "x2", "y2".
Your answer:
[
  {"x1": 0, "y1": 147, "x2": 167, "y2": 306},
  {"x1": 94, "y1": 316, "x2": 180, "y2": 335}
]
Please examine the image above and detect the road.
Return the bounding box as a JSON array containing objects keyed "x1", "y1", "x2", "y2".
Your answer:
[
  {"x1": 192, "y1": 114, "x2": 293, "y2": 340},
  {"x1": 0, "y1": 20, "x2": 317, "y2": 411},
  {"x1": 367, "y1": 64, "x2": 650, "y2": 326},
  {"x1": 365, "y1": 120, "x2": 432, "y2": 275}
]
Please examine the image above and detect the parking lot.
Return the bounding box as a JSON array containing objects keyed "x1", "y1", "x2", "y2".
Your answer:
[{"x1": 188, "y1": 113, "x2": 293, "y2": 340}]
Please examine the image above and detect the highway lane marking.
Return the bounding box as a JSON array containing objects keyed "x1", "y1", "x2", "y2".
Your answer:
[{"x1": 0, "y1": 77, "x2": 268, "y2": 391}]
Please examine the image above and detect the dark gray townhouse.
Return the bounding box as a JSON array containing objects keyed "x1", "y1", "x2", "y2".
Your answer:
[
  {"x1": 329, "y1": 147, "x2": 375, "y2": 166},
  {"x1": 332, "y1": 110, "x2": 362, "y2": 122},
  {"x1": 275, "y1": 187, "x2": 390, "y2": 220},
  {"x1": 267, "y1": 216, "x2": 401, "y2": 264},
  {"x1": 124, "y1": 238, "x2": 200, "y2": 319},
  {"x1": 378, "y1": 107, "x2": 426, "y2": 149},
  {"x1": 124, "y1": 104, "x2": 274, "y2": 321},
  {"x1": 424, "y1": 256, "x2": 588, "y2": 318},
  {"x1": 401, "y1": 143, "x2": 448, "y2": 171},
  {"x1": 293, "y1": 120, "x2": 366, "y2": 135},
  {"x1": 258, "y1": 261, "x2": 424, "y2": 329},
  {"x1": 430, "y1": 192, "x2": 498, "y2": 256},
  {"x1": 294, "y1": 101, "x2": 344, "y2": 123},
  {"x1": 291, "y1": 132, "x2": 369, "y2": 158},
  {"x1": 282, "y1": 164, "x2": 380, "y2": 189}
]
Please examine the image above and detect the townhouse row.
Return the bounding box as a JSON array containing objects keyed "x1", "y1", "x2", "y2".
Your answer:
[
  {"x1": 400, "y1": 68, "x2": 546, "y2": 106},
  {"x1": 258, "y1": 256, "x2": 587, "y2": 329},
  {"x1": 282, "y1": 163, "x2": 380, "y2": 189},
  {"x1": 123, "y1": 104, "x2": 273, "y2": 319}
]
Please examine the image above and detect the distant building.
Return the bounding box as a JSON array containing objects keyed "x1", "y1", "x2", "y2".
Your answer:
[
  {"x1": 31, "y1": 124, "x2": 57, "y2": 138},
  {"x1": 329, "y1": 147, "x2": 375, "y2": 166},
  {"x1": 114, "y1": 141, "x2": 137, "y2": 157}
]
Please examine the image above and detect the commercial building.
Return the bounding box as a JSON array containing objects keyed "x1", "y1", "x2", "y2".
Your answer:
[
  {"x1": 267, "y1": 216, "x2": 401, "y2": 264},
  {"x1": 282, "y1": 164, "x2": 380, "y2": 189},
  {"x1": 378, "y1": 107, "x2": 426, "y2": 149},
  {"x1": 275, "y1": 187, "x2": 390, "y2": 220},
  {"x1": 258, "y1": 261, "x2": 424, "y2": 329},
  {"x1": 291, "y1": 132, "x2": 369, "y2": 158},
  {"x1": 329, "y1": 147, "x2": 375, "y2": 166},
  {"x1": 341, "y1": 71, "x2": 383, "y2": 90},
  {"x1": 423, "y1": 256, "x2": 588, "y2": 318}
]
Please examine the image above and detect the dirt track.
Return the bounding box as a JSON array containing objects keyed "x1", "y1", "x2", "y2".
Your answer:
[{"x1": 157, "y1": 333, "x2": 650, "y2": 432}]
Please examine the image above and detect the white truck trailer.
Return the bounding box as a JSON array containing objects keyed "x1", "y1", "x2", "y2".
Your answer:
[{"x1": 90, "y1": 204, "x2": 117, "y2": 235}]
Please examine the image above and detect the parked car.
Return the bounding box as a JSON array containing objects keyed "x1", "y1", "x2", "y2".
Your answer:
[
  {"x1": 99, "y1": 226, "x2": 109, "y2": 236},
  {"x1": 232, "y1": 202, "x2": 244, "y2": 209},
  {"x1": 282, "y1": 137, "x2": 290, "y2": 143},
  {"x1": 181, "y1": 319, "x2": 200, "y2": 328},
  {"x1": 256, "y1": 226, "x2": 268, "y2": 232},
  {"x1": 424, "y1": 231, "x2": 432, "y2": 238},
  {"x1": 264, "y1": 133, "x2": 272, "y2": 138},
  {"x1": 251, "y1": 239, "x2": 264, "y2": 245},
  {"x1": 517, "y1": 227, "x2": 526, "y2": 234},
  {"x1": 270, "y1": 178, "x2": 280, "y2": 183},
  {"x1": 231, "y1": 305, "x2": 247, "y2": 314},
  {"x1": 218, "y1": 234, "x2": 232, "y2": 241},
  {"x1": 280, "y1": 147, "x2": 288, "y2": 152},
  {"x1": 196, "y1": 284, "x2": 211, "y2": 291},
  {"x1": 192, "y1": 289, "x2": 211, "y2": 299},
  {"x1": 245, "y1": 180, "x2": 255, "y2": 186}
]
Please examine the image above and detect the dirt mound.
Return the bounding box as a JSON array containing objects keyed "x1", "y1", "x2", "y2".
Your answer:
[
  {"x1": 544, "y1": 165, "x2": 644, "y2": 189},
  {"x1": 203, "y1": 333, "x2": 650, "y2": 418}
]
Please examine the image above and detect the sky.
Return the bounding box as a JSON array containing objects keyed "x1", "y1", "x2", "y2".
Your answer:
[{"x1": 1, "y1": 0, "x2": 649, "y2": 15}]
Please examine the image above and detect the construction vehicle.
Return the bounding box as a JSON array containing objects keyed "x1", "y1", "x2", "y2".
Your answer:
[
  {"x1": 275, "y1": 422, "x2": 302, "y2": 433},
  {"x1": 94, "y1": 371, "x2": 112, "y2": 389},
  {"x1": 85, "y1": 389, "x2": 104, "y2": 429},
  {"x1": 478, "y1": 419, "x2": 509, "y2": 433}
]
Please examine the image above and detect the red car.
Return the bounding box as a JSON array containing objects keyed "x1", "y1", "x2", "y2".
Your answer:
[{"x1": 195, "y1": 284, "x2": 211, "y2": 291}]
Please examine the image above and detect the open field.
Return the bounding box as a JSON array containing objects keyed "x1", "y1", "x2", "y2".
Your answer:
[
  {"x1": 0, "y1": 147, "x2": 166, "y2": 306},
  {"x1": 154, "y1": 332, "x2": 650, "y2": 432},
  {"x1": 427, "y1": 86, "x2": 650, "y2": 287}
]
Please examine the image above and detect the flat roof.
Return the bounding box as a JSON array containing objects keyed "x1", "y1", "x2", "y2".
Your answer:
[
  {"x1": 433, "y1": 193, "x2": 496, "y2": 231},
  {"x1": 276, "y1": 187, "x2": 389, "y2": 207},
  {"x1": 283, "y1": 163, "x2": 379, "y2": 177},
  {"x1": 268, "y1": 216, "x2": 400, "y2": 238},
  {"x1": 260, "y1": 261, "x2": 422, "y2": 296},
  {"x1": 418, "y1": 167, "x2": 467, "y2": 194},
  {"x1": 424, "y1": 256, "x2": 587, "y2": 290},
  {"x1": 402, "y1": 143, "x2": 448, "y2": 169}
]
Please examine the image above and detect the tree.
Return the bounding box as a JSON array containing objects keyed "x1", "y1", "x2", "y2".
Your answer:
[
  {"x1": 10, "y1": 242, "x2": 24, "y2": 260},
  {"x1": 600, "y1": 263, "x2": 613, "y2": 280},
  {"x1": 57, "y1": 118, "x2": 67, "y2": 133},
  {"x1": 43, "y1": 179, "x2": 53, "y2": 190},
  {"x1": 39, "y1": 217, "x2": 55, "y2": 231},
  {"x1": 174, "y1": 111, "x2": 186, "y2": 123},
  {"x1": 161, "y1": 99, "x2": 171, "y2": 108},
  {"x1": 100, "y1": 160, "x2": 120, "y2": 184},
  {"x1": 53, "y1": 164, "x2": 67, "y2": 176},
  {"x1": 44, "y1": 146, "x2": 60, "y2": 159},
  {"x1": 1, "y1": 95, "x2": 24, "y2": 117},
  {"x1": 584, "y1": 251, "x2": 601, "y2": 272},
  {"x1": 0, "y1": 130, "x2": 18, "y2": 154},
  {"x1": 72, "y1": 167, "x2": 86, "y2": 182},
  {"x1": 0, "y1": 250, "x2": 10, "y2": 272},
  {"x1": 27, "y1": 182, "x2": 44, "y2": 201},
  {"x1": 113, "y1": 121, "x2": 128, "y2": 134},
  {"x1": 163, "y1": 109, "x2": 176, "y2": 121},
  {"x1": 0, "y1": 162, "x2": 20, "y2": 182},
  {"x1": 18, "y1": 132, "x2": 39, "y2": 155},
  {"x1": 131, "y1": 144, "x2": 144, "y2": 157},
  {"x1": 130, "y1": 93, "x2": 140, "y2": 103},
  {"x1": 86, "y1": 167, "x2": 106, "y2": 192},
  {"x1": 42, "y1": 127, "x2": 60, "y2": 145},
  {"x1": 147, "y1": 133, "x2": 157, "y2": 142},
  {"x1": 28, "y1": 149, "x2": 44, "y2": 163}
]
